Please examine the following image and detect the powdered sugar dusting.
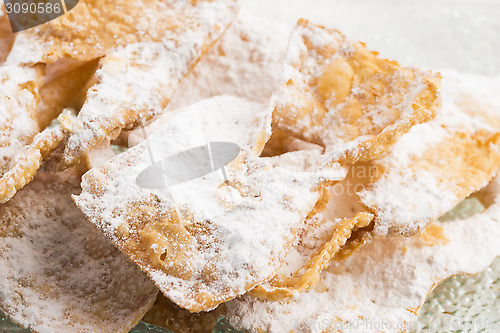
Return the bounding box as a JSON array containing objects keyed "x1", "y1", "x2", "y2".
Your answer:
[
  {"x1": 169, "y1": 10, "x2": 290, "y2": 109},
  {"x1": 61, "y1": 0, "x2": 239, "y2": 164},
  {"x1": 359, "y1": 69, "x2": 500, "y2": 236},
  {"x1": 226, "y1": 176, "x2": 500, "y2": 333},
  {"x1": 74, "y1": 96, "x2": 345, "y2": 311},
  {"x1": 0, "y1": 170, "x2": 158, "y2": 333},
  {"x1": 0, "y1": 64, "x2": 40, "y2": 175},
  {"x1": 273, "y1": 19, "x2": 440, "y2": 163}
]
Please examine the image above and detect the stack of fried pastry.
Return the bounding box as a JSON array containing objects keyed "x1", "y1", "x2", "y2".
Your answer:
[{"x1": 1, "y1": 2, "x2": 500, "y2": 333}]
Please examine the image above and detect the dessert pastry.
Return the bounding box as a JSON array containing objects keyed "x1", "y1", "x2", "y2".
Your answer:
[
  {"x1": 1, "y1": 4, "x2": 499, "y2": 331},
  {"x1": 36, "y1": 59, "x2": 99, "y2": 130},
  {"x1": 0, "y1": 0, "x2": 238, "y2": 203},
  {"x1": 273, "y1": 19, "x2": 441, "y2": 164},
  {"x1": 0, "y1": 60, "x2": 96, "y2": 203},
  {"x1": 168, "y1": 9, "x2": 290, "y2": 109},
  {"x1": 359, "y1": 70, "x2": 500, "y2": 236},
  {"x1": 225, "y1": 176, "x2": 500, "y2": 332},
  {"x1": 143, "y1": 293, "x2": 225, "y2": 333},
  {"x1": 0, "y1": 168, "x2": 158, "y2": 333},
  {"x1": 73, "y1": 96, "x2": 346, "y2": 312}
]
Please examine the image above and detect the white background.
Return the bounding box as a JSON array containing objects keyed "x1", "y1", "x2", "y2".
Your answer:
[{"x1": 241, "y1": 0, "x2": 500, "y2": 75}]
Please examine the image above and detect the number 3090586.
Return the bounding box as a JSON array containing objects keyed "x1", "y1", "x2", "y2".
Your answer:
[{"x1": 5, "y1": 2, "x2": 62, "y2": 14}]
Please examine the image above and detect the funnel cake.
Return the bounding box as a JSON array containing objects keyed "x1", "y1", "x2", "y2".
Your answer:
[
  {"x1": 273, "y1": 19, "x2": 441, "y2": 164},
  {"x1": 74, "y1": 96, "x2": 346, "y2": 312},
  {"x1": 359, "y1": 70, "x2": 500, "y2": 236},
  {"x1": 0, "y1": 169, "x2": 158, "y2": 333},
  {"x1": 0, "y1": 0, "x2": 238, "y2": 203},
  {"x1": 225, "y1": 176, "x2": 500, "y2": 333}
]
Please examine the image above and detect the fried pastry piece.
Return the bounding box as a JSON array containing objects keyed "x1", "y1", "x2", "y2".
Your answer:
[
  {"x1": 36, "y1": 59, "x2": 99, "y2": 130},
  {"x1": 0, "y1": 59, "x2": 97, "y2": 203},
  {"x1": 249, "y1": 161, "x2": 375, "y2": 300},
  {"x1": 143, "y1": 294, "x2": 225, "y2": 333},
  {"x1": 0, "y1": 64, "x2": 44, "y2": 175},
  {"x1": 359, "y1": 70, "x2": 500, "y2": 236},
  {"x1": 168, "y1": 9, "x2": 290, "y2": 109},
  {"x1": 74, "y1": 96, "x2": 346, "y2": 312},
  {"x1": 0, "y1": 169, "x2": 158, "y2": 333},
  {"x1": 0, "y1": 0, "x2": 238, "y2": 204},
  {"x1": 225, "y1": 177, "x2": 500, "y2": 333},
  {"x1": 117, "y1": 9, "x2": 288, "y2": 149},
  {"x1": 273, "y1": 19, "x2": 441, "y2": 164},
  {"x1": 7, "y1": 0, "x2": 236, "y2": 65}
]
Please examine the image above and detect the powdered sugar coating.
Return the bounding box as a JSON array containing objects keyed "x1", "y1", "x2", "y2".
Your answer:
[
  {"x1": 359, "y1": 70, "x2": 500, "y2": 236},
  {"x1": 169, "y1": 9, "x2": 290, "y2": 109},
  {"x1": 74, "y1": 96, "x2": 346, "y2": 311},
  {"x1": 0, "y1": 65, "x2": 41, "y2": 175},
  {"x1": 0, "y1": 170, "x2": 158, "y2": 333},
  {"x1": 56, "y1": 0, "x2": 239, "y2": 168},
  {"x1": 273, "y1": 19, "x2": 440, "y2": 163},
  {"x1": 226, "y1": 176, "x2": 500, "y2": 333}
]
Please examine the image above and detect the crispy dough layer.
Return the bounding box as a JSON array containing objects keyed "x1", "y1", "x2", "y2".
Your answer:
[{"x1": 273, "y1": 19, "x2": 441, "y2": 163}]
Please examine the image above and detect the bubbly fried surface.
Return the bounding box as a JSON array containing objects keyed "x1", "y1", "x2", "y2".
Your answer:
[
  {"x1": 0, "y1": 169, "x2": 158, "y2": 333},
  {"x1": 9, "y1": 0, "x2": 236, "y2": 64},
  {"x1": 0, "y1": 59, "x2": 97, "y2": 204},
  {"x1": 0, "y1": 126, "x2": 65, "y2": 203},
  {"x1": 359, "y1": 70, "x2": 500, "y2": 236},
  {"x1": 273, "y1": 19, "x2": 441, "y2": 163}
]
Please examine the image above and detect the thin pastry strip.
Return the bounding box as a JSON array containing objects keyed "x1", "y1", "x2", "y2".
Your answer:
[
  {"x1": 249, "y1": 159, "x2": 375, "y2": 300},
  {"x1": 0, "y1": 125, "x2": 64, "y2": 202},
  {"x1": 0, "y1": 0, "x2": 238, "y2": 202},
  {"x1": 0, "y1": 169, "x2": 158, "y2": 333},
  {"x1": 0, "y1": 64, "x2": 44, "y2": 175},
  {"x1": 273, "y1": 19, "x2": 441, "y2": 163},
  {"x1": 0, "y1": 60, "x2": 96, "y2": 203},
  {"x1": 225, "y1": 176, "x2": 500, "y2": 333},
  {"x1": 359, "y1": 70, "x2": 500, "y2": 236},
  {"x1": 74, "y1": 96, "x2": 346, "y2": 312},
  {"x1": 250, "y1": 210, "x2": 373, "y2": 301}
]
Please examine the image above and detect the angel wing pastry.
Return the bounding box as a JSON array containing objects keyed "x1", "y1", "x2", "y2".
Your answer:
[
  {"x1": 273, "y1": 19, "x2": 441, "y2": 164},
  {"x1": 225, "y1": 175, "x2": 500, "y2": 332},
  {"x1": 359, "y1": 70, "x2": 500, "y2": 236},
  {"x1": 0, "y1": 168, "x2": 158, "y2": 333},
  {"x1": 0, "y1": 0, "x2": 238, "y2": 203},
  {"x1": 73, "y1": 96, "x2": 346, "y2": 312}
]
